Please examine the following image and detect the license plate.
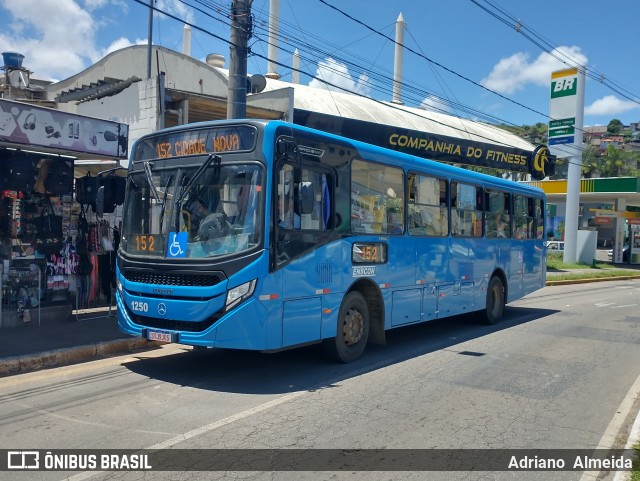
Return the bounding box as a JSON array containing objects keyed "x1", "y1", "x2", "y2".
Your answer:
[{"x1": 148, "y1": 330, "x2": 172, "y2": 343}]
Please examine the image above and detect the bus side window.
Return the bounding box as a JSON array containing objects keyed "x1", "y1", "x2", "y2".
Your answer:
[
  {"x1": 534, "y1": 198, "x2": 544, "y2": 239},
  {"x1": 299, "y1": 169, "x2": 332, "y2": 231},
  {"x1": 408, "y1": 173, "x2": 447, "y2": 237},
  {"x1": 486, "y1": 189, "x2": 511, "y2": 238},
  {"x1": 513, "y1": 194, "x2": 531, "y2": 239},
  {"x1": 451, "y1": 182, "x2": 481, "y2": 237},
  {"x1": 351, "y1": 159, "x2": 403, "y2": 235}
]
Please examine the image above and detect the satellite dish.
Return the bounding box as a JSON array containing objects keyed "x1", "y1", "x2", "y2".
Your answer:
[{"x1": 8, "y1": 70, "x2": 29, "y2": 89}]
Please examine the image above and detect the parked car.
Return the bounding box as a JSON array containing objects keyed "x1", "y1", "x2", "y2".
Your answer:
[
  {"x1": 607, "y1": 245, "x2": 630, "y2": 262},
  {"x1": 546, "y1": 241, "x2": 565, "y2": 251}
]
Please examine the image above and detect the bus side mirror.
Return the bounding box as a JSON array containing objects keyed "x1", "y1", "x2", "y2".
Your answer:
[{"x1": 96, "y1": 185, "x2": 105, "y2": 219}]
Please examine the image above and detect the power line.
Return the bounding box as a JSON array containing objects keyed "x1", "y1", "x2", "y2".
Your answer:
[
  {"x1": 184, "y1": 0, "x2": 560, "y2": 133},
  {"x1": 133, "y1": 0, "x2": 539, "y2": 152},
  {"x1": 311, "y1": 0, "x2": 605, "y2": 161},
  {"x1": 177, "y1": 0, "x2": 514, "y2": 126},
  {"x1": 470, "y1": 0, "x2": 640, "y2": 106},
  {"x1": 135, "y1": 0, "x2": 592, "y2": 165},
  {"x1": 316, "y1": 0, "x2": 553, "y2": 121}
]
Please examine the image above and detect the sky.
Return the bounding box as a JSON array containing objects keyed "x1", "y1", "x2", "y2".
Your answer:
[{"x1": 1, "y1": 0, "x2": 639, "y2": 130}]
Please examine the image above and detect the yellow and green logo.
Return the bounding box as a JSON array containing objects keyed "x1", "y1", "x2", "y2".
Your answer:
[
  {"x1": 530, "y1": 145, "x2": 552, "y2": 180},
  {"x1": 551, "y1": 68, "x2": 578, "y2": 98}
]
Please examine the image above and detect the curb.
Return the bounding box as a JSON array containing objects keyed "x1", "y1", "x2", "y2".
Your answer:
[
  {"x1": 0, "y1": 338, "x2": 161, "y2": 378},
  {"x1": 612, "y1": 390, "x2": 640, "y2": 481},
  {"x1": 546, "y1": 275, "x2": 640, "y2": 286}
]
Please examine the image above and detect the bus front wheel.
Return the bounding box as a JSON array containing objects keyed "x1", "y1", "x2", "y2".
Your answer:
[
  {"x1": 324, "y1": 291, "x2": 370, "y2": 363},
  {"x1": 477, "y1": 276, "x2": 505, "y2": 325}
]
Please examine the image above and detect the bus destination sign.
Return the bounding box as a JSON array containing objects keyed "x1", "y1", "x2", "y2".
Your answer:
[{"x1": 133, "y1": 125, "x2": 257, "y2": 161}]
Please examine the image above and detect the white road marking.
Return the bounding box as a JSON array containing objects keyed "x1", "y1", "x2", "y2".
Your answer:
[{"x1": 578, "y1": 371, "x2": 640, "y2": 481}]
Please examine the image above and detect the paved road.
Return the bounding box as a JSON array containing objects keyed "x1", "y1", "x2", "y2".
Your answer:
[{"x1": 1, "y1": 280, "x2": 640, "y2": 481}]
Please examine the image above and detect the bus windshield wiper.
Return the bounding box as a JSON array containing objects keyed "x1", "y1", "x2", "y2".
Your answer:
[
  {"x1": 172, "y1": 154, "x2": 221, "y2": 232},
  {"x1": 158, "y1": 174, "x2": 173, "y2": 234},
  {"x1": 175, "y1": 154, "x2": 220, "y2": 207},
  {"x1": 143, "y1": 161, "x2": 161, "y2": 202}
]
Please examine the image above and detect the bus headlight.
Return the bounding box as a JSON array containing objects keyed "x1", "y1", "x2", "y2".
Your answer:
[
  {"x1": 116, "y1": 278, "x2": 123, "y2": 295},
  {"x1": 225, "y1": 279, "x2": 256, "y2": 311}
]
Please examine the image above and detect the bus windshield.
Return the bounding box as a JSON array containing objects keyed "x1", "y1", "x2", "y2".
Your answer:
[{"x1": 121, "y1": 160, "x2": 263, "y2": 259}]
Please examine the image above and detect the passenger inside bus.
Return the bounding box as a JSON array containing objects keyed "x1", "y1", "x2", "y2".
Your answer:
[
  {"x1": 279, "y1": 194, "x2": 300, "y2": 229},
  {"x1": 492, "y1": 213, "x2": 507, "y2": 238},
  {"x1": 184, "y1": 197, "x2": 209, "y2": 236},
  {"x1": 387, "y1": 207, "x2": 403, "y2": 234}
]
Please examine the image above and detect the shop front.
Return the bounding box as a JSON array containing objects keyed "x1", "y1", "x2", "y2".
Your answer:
[{"x1": 0, "y1": 99, "x2": 128, "y2": 328}]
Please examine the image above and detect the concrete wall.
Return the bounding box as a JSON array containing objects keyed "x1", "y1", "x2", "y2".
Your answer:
[{"x1": 47, "y1": 45, "x2": 228, "y2": 103}]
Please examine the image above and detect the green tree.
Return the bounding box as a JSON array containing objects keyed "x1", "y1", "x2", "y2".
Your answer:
[
  {"x1": 581, "y1": 144, "x2": 600, "y2": 178},
  {"x1": 599, "y1": 145, "x2": 640, "y2": 177},
  {"x1": 607, "y1": 119, "x2": 623, "y2": 134}
]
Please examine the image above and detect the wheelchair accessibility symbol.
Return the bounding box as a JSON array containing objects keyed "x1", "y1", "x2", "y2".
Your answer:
[{"x1": 167, "y1": 232, "x2": 188, "y2": 258}]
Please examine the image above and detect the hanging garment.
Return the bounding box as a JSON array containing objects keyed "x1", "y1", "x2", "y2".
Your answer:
[{"x1": 75, "y1": 173, "x2": 99, "y2": 206}]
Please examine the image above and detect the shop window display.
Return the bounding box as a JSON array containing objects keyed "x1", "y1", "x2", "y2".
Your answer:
[{"x1": 0, "y1": 154, "x2": 124, "y2": 328}]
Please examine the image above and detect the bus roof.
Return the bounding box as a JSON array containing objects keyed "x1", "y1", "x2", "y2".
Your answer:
[
  {"x1": 134, "y1": 119, "x2": 544, "y2": 197},
  {"x1": 266, "y1": 120, "x2": 545, "y2": 197}
]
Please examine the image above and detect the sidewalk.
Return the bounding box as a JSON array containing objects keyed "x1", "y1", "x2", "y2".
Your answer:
[{"x1": 0, "y1": 311, "x2": 158, "y2": 377}]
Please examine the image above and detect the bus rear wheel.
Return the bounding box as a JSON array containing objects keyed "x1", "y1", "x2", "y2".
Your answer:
[
  {"x1": 477, "y1": 276, "x2": 505, "y2": 325},
  {"x1": 324, "y1": 291, "x2": 370, "y2": 363}
]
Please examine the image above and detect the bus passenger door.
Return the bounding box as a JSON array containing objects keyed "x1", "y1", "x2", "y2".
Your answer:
[
  {"x1": 423, "y1": 283, "x2": 437, "y2": 322},
  {"x1": 508, "y1": 243, "x2": 525, "y2": 301},
  {"x1": 438, "y1": 239, "x2": 472, "y2": 318},
  {"x1": 416, "y1": 242, "x2": 447, "y2": 321},
  {"x1": 278, "y1": 244, "x2": 341, "y2": 347},
  {"x1": 275, "y1": 164, "x2": 337, "y2": 347}
]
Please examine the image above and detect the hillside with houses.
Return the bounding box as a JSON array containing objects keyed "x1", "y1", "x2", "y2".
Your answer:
[{"x1": 502, "y1": 120, "x2": 640, "y2": 179}]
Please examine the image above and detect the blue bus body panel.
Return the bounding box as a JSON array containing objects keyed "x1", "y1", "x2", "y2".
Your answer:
[
  {"x1": 283, "y1": 298, "x2": 322, "y2": 346},
  {"x1": 118, "y1": 119, "x2": 547, "y2": 353}
]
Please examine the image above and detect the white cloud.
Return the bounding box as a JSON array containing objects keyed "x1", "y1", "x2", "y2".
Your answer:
[
  {"x1": 420, "y1": 95, "x2": 451, "y2": 114},
  {"x1": 100, "y1": 37, "x2": 137, "y2": 58},
  {"x1": 0, "y1": 0, "x2": 189, "y2": 81},
  {"x1": 481, "y1": 46, "x2": 588, "y2": 94},
  {"x1": 0, "y1": 0, "x2": 99, "y2": 80},
  {"x1": 308, "y1": 58, "x2": 371, "y2": 96},
  {"x1": 83, "y1": 0, "x2": 109, "y2": 9},
  {"x1": 585, "y1": 95, "x2": 640, "y2": 116},
  {"x1": 157, "y1": 0, "x2": 195, "y2": 25}
]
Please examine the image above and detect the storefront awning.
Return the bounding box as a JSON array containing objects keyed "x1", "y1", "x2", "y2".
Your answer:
[{"x1": 0, "y1": 98, "x2": 128, "y2": 160}]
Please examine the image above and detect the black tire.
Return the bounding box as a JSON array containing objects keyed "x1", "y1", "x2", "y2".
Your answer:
[
  {"x1": 477, "y1": 276, "x2": 505, "y2": 325},
  {"x1": 324, "y1": 291, "x2": 370, "y2": 363}
]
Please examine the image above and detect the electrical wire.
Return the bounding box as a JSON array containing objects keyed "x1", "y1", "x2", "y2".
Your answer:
[
  {"x1": 133, "y1": 0, "x2": 594, "y2": 167},
  {"x1": 470, "y1": 0, "x2": 640, "y2": 106},
  {"x1": 182, "y1": 0, "x2": 559, "y2": 132}
]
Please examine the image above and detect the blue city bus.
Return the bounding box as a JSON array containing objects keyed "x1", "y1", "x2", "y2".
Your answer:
[{"x1": 116, "y1": 119, "x2": 546, "y2": 362}]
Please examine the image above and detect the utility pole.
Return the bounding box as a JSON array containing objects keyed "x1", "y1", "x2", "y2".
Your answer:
[
  {"x1": 227, "y1": 0, "x2": 252, "y2": 119},
  {"x1": 147, "y1": 0, "x2": 153, "y2": 79}
]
